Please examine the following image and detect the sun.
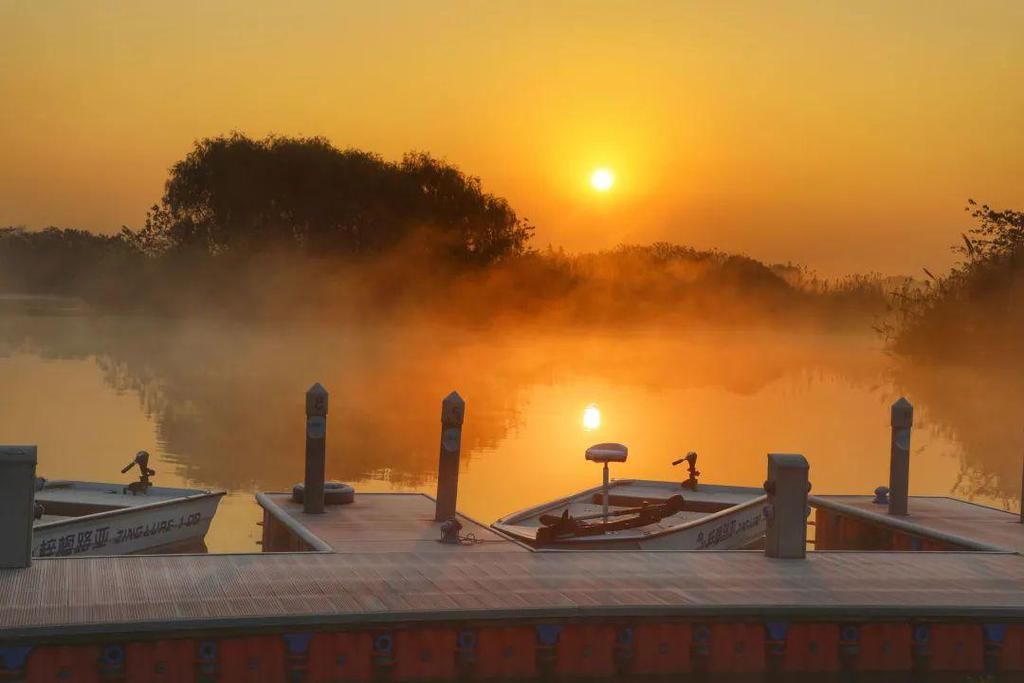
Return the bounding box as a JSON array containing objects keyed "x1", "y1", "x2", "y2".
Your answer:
[{"x1": 590, "y1": 168, "x2": 614, "y2": 192}]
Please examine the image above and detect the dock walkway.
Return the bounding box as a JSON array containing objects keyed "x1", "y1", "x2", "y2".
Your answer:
[
  {"x1": 3, "y1": 494, "x2": 1024, "y2": 641},
  {"x1": 256, "y1": 492, "x2": 522, "y2": 553}
]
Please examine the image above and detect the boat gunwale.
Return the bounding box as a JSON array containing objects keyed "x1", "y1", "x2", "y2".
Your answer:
[
  {"x1": 36, "y1": 480, "x2": 213, "y2": 498},
  {"x1": 33, "y1": 489, "x2": 227, "y2": 531}
]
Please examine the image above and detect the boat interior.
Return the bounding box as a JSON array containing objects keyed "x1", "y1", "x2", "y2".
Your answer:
[
  {"x1": 492, "y1": 446, "x2": 768, "y2": 545},
  {"x1": 33, "y1": 480, "x2": 217, "y2": 525},
  {"x1": 506, "y1": 480, "x2": 765, "y2": 528}
]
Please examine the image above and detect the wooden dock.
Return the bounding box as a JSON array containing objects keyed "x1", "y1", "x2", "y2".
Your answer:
[
  {"x1": 256, "y1": 492, "x2": 523, "y2": 554},
  {"x1": 813, "y1": 494, "x2": 1024, "y2": 552},
  {"x1": 3, "y1": 492, "x2": 1024, "y2": 680}
]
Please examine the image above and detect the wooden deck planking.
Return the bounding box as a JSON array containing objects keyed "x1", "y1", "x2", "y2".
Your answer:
[
  {"x1": 4, "y1": 550, "x2": 1024, "y2": 638},
  {"x1": 259, "y1": 492, "x2": 523, "y2": 553},
  {"x1": 813, "y1": 495, "x2": 1024, "y2": 551}
]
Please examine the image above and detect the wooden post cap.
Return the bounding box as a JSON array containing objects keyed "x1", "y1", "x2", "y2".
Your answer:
[
  {"x1": 441, "y1": 391, "x2": 465, "y2": 427},
  {"x1": 891, "y1": 397, "x2": 913, "y2": 428},
  {"x1": 306, "y1": 383, "x2": 329, "y2": 416}
]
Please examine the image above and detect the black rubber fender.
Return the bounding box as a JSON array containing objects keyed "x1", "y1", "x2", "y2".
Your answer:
[{"x1": 292, "y1": 481, "x2": 355, "y2": 505}]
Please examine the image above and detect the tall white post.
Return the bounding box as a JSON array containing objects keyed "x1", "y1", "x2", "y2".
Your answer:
[{"x1": 0, "y1": 446, "x2": 37, "y2": 568}]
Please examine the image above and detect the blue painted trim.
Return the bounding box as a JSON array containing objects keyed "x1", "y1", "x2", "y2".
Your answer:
[
  {"x1": 537, "y1": 624, "x2": 562, "y2": 647},
  {"x1": 984, "y1": 623, "x2": 1008, "y2": 644},
  {"x1": 374, "y1": 633, "x2": 393, "y2": 653},
  {"x1": 0, "y1": 646, "x2": 32, "y2": 671},
  {"x1": 284, "y1": 633, "x2": 314, "y2": 655},
  {"x1": 102, "y1": 645, "x2": 124, "y2": 666},
  {"x1": 457, "y1": 630, "x2": 476, "y2": 650},
  {"x1": 766, "y1": 621, "x2": 788, "y2": 642},
  {"x1": 198, "y1": 640, "x2": 218, "y2": 661}
]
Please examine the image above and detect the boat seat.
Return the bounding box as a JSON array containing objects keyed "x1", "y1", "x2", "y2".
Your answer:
[{"x1": 585, "y1": 443, "x2": 628, "y2": 463}]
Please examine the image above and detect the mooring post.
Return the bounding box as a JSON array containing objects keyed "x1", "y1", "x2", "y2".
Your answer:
[
  {"x1": 888, "y1": 397, "x2": 913, "y2": 516},
  {"x1": 0, "y1": 445, "x2": 38, "y2": 569},
  {"x1": 304, "y1": 383, "x2": 329, "y2": 514},
  {"x1": 435, "y1": 391, "x2": 465, "y2": 522},
  {"x1": 764, "y1": 453, "x2": 809, "y2": 559}
]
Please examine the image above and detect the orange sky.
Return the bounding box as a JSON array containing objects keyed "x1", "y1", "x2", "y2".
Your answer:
[{"x1": 1, "y1": 1, "x2": 1021, "y2": 274}]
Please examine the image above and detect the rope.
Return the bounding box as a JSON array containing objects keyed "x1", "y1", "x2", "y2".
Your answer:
[
  {"x1": 455, "y1": 532, "x2": 507, "y2": 545},
  {"x1": 438, "y1": 517, "x2": 507, "y2": 545},
  {"x1": 436, "y1": 531, "x2": 508, "y2": 545}
]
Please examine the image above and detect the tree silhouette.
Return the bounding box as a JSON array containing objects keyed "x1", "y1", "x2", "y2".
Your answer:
[{"x1": 125, "y1": 133, "x2": 533, "y2": 264}]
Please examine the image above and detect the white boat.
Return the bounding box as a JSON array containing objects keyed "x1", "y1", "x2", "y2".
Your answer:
[
  {"x1": 31, "y1": 451, "x2": 225, "y2": 557},
  {"x1": 491, "y1": 445, "x2": 768, "y2": 550}
]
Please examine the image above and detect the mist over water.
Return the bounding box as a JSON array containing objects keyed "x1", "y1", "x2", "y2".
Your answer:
[{"x1": 1, "y1": 303, "x2": 1019, "y2": 552}]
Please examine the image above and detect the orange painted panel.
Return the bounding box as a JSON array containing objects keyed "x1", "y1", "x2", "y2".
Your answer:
[
  {"x1": 306, "y1": 631, "x2": 374, "y2": 683},
  {"x1": 858, "y1": 623, "x2": 913, "y2": 671},
  {"x1": 998, "y1": 625, "x2": 1024, "y2": 671},
  {"x1": 890, "y1": 532, "x2": 915, "y2": 551},
  {"x1": 475, "y1": 627, "x2": 536, "y2": 680},
  {"x1": 814, "y1": 509, "x2": 836, "y2": 549},
  {"x1": 705, "y1": 623, "x2": 765, "y2": 673},
  {"x1": 782, "y1": 623, "x2": 839, "y2": 672},
  {"x1": 554, "y1": 624, "x2": 616, "y2": 677},
  {"x1": 929, "y1": 623, "x2": 983, "y2": 671},
  {"x1": 219, "y1": 635, "x2": 286, "y2": 682},
  {"x1": 125, "y1": 640, "x2": 196, "y2": 683},
  {"x1": 25, "y1": 645, "x2": 101, "y2": 683},
  {"x1": 631, "y1": 623, "x2": 691, "y2": 675},
  {"x1": 393, "y1": 628, "x2": 457, "y2": 682}
]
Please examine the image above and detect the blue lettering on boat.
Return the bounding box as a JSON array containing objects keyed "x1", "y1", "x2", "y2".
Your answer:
[{"x1": 696, "y1": 511, "x2": 763, "y2": 549}]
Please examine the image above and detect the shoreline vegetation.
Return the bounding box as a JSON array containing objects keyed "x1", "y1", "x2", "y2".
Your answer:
[
  {"x1": 881, "y1": 201, "x2": 1024, "y2": 366},
  {"x1": 1, "y1": 134, "x2": 1019, "y2": 360}
]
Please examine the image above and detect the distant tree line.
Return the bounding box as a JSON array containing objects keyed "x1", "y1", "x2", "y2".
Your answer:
[
  {"x1": 0, "y1": 133, "x2": 889, "y2": 325},
  {"x1": 0, "y1": 226, "x2": 141, "y2": 305}
]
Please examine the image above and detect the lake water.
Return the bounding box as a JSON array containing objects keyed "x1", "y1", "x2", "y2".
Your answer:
[{"x1": 1, "y1": 307, "x2": 1021, "y2": 552}]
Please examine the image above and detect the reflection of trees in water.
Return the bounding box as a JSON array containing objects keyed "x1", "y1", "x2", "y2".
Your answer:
[
  {"x1": 4, "y1": 312, "x2": 899, "y2": 492},
  {"x1": 2, "y1": 313, "x2": 530, "y2": 490},
  {"x1": 894, "y1": 362, "x2": 1024, "y2": 506}
]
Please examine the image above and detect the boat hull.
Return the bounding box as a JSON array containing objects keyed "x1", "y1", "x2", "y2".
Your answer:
[
  {"x1": 492, "y1": 480, "x2": 769, "y2": 550},
  {"x1": 638, "y1": 497, "x2": 767, "y2": 550},
  {"x1": 32, "y1": 492, "x2": 223, "y2": 557}
]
